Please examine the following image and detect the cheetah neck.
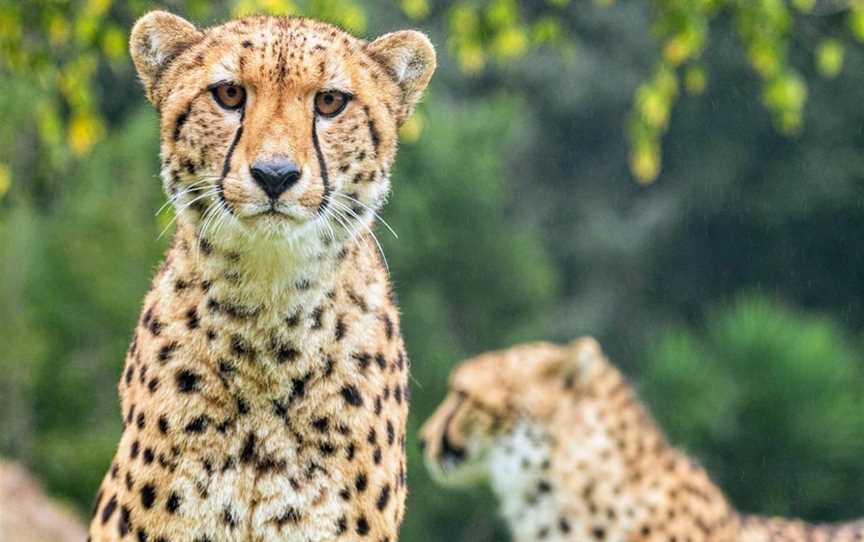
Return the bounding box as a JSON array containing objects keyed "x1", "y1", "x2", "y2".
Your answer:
[
  {"x1": 169, "y1": 218, "x2": 358, "y2": 313},
  {"x1": 147, "y1": 220, "x2": 392, "y2": 393},
  {"x1": 491, "y1": 369, "x2": 741, "y2": 542},
  {"x1": 488, "y1": 423, "x2": 565, "y2": 541}
]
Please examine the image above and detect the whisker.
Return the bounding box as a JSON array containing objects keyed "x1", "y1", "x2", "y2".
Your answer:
[
  {"x1": 329, "y1": 206, "x2": 362, "y2": 253},
  {"x1": 210, "y1": 202, "x2": 232, "y2": 241},
  {"x1": 330, "y1": 199, "x2": 389, "y2": 272},
  {"x1": 194, "y1": 202, "x2": 220, "y2": 266},
  {"x1": 155, "y1": 182, "x2": 213, "y2": 216},
  {"x1": 333, "y1": 193, "x2": 399, "y2": 240},
  {"x1": 317, "y1": 206, "x2": 338, "y2": 245},
  {"x1": 325, "y1": 207, "x2": 344, "y2": 244},
  {"x1": 153, "y1": 173, "x2": 239, "y2": 217},
  {"x1": 157, "y1": 189, "x2": 219, "y2": 240},
  {"x1": 198, "y1": 199, "x2": 222, "y2": 243}
]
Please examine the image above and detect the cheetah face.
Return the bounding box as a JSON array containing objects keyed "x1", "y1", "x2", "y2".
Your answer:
[
  {"x1": 130, "y1": 11, "x2": 435, "y2": 247},
  {"x1": 419, "y1": 389, "x2": 503, "y2": 487},
  {"x1": 419, "y1": 338, "x2": 604, "y2": 487}
]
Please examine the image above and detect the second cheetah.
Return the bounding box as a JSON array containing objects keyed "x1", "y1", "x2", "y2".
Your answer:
[{"x1": 420, "y1": 337, "x2": 864, "y2": 542}]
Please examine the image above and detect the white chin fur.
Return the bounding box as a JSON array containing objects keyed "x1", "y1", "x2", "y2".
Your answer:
[{"x1": 425, "y1": 456, "x2": 489, "y2": 489}]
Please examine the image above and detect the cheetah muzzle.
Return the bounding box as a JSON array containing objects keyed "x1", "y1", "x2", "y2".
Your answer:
[{"x1": 88, "y1": 11, "x2": 434, "y2": 542}]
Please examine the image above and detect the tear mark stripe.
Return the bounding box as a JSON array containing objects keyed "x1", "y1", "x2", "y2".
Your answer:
[
  {"x1": 217, "y1": 108, "x2": 245, "y2": 215},
  {"x1": 221, "y1": 109, "x2": 246, "y2": 181},
  {"x1": 312, "y1": 117, "x2": 331, "y2": 212}
]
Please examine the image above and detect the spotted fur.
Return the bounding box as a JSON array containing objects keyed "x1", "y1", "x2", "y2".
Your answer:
[
  {"x1": 88, "y1": 11, "x2": 434, "y2": 542},
  {"x1": 420, "y1": 338, "x2": 864, "y2": 542}
]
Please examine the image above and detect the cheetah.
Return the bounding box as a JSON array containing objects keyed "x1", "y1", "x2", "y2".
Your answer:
[
  {"x1": 88, "y1": 11, "x2": 434, "y2": 541},
  {"x1": 420, "y1": 337, "x2": 864, "y2": 542}
]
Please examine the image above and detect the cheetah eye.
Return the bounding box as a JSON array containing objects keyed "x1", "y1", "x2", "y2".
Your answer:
[
  {"x1": 314, "y1": 90, "x2": 350, "y2": 118},
  {"x1": 211, "y1": 83, "x2": 246, "y2": 110}
]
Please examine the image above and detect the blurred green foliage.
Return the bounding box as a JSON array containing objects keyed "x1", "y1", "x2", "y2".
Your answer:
[
  {"x1": 643, "y1": 296, "x2": 864, "y2": 519},
  {"x1": 2, "y1": 1, "x2": 864, "y2": 540},
  {"x1": 394, "y1": 95, "x2": 556, "y2": 542},
  {"x1": 2, "y1": 0, "x2": 862, "y2": 190}
]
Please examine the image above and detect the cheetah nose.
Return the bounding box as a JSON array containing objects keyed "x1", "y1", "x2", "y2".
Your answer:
[{"x1": 250, "y1": 159, "x2": 302, "y2": 200}]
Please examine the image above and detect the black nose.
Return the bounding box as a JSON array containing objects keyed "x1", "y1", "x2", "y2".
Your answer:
[{"x1": 250, "y1": 159, "x2": 302, "y2": 200}]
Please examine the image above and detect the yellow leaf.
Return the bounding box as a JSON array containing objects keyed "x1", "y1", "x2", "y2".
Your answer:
[
  {"x1": 233, "y1": 0, "x2": 297, "y2": 17},
  {"x1": 85, "y1": 0, "x2": 113, "y2": 17},
  {"x1": 401, "y1": 0, "x2": 430, "y2": 20},
  {"x1": 450, "y1": 5, "x2": 479, "y2": 35},
  {"x1": 763, "y1": 73, "x2": 807, "y2": 135},
  {"x1": 339, "y1": 4, "x2": 367, "y2": 33},
  {"x1": 531, "y1": 17, "x2": 561, "y2": 44},
  {"x1": 764, "y1": 73, "x2": 807, "y2": 111},
  {"x1": 493, "y1": 27, "x2": 528, "y2": 60},
  {"x1": 261, "y1": 0, "x2": 297, "y2": 15},
  {"x1": 487, "y1": 0, "x2": 519, "y2": 28},
  {"x1": 399, "y1": 112, "x2": 425, "y2": 143},
  {"x1": 0, "y1": 163, "x2": 11, "y2": 199},
  {"x1": 102, "y1": 26, "x2": 127, "y2": 60},
  {"x1": 68, "y1": 113, "x2": 105, "y2": 156},
  {"x1": 685, "y1": 66, "x2": 707, "y2": 95},
  {"x1": 748, "y1": 43, "x2": 780, "y2": 79},
  {"x1": 0, "y1": 8, "x2": 22, "y2": 42},
  {"x1": 636, "y1": 77, "x2": 675, "y2": 130},
  {"x1": 816, "y1": 39, "x2": 844, "y2": 78},
  {"x1": 48, "y1": 14, "x2": 70, "y2": 47},
  {"x1": 631, "y1": 142, "x2": 660, "y2": 184},
  {"x1": 655, "y1": 66, "x2": 679, "y2": 98},
  {"x1": 457, "y1": 44, "x2": 486, "y2": 73},
  {"x1": 780, "y1": 111, "x2": 801, "y2": 134},
  {"x1": 850, "y1": 6, "x2": 864, "y2": 41},
  {"x1": 663, "y1": 29, "x2": 704, "y2": 66}
]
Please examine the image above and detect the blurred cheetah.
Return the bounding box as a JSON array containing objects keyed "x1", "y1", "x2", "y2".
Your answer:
[
  {"x1": 421, "y1": 337, "x2": 864, "y2": 542},
  {"x1": 88, "y1": 10, "x2": 434, "y2": 542}
]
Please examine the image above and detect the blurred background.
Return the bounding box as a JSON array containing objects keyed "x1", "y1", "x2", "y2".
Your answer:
[{"x1": 2, "y1": 0, "x2": 864, "y2": 539}]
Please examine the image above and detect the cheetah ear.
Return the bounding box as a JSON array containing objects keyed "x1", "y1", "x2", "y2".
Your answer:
[
  {"x1": 130, "y1": 11, "x2": 202, "y2": 105},
  {"x1": 559, "y1": 337, "x2": 604, "y2": 385},
  {"x1": 367, "y1": 30, "x2": 436, "y2": 124}
]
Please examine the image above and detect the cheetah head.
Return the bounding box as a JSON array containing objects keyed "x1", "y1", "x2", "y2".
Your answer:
[
  {"x1": 130, "y1": 11, "x2": 435, "y2": 251},
  {"x1": 419, "y1": 337, "x2": 605, "y2": 487}
]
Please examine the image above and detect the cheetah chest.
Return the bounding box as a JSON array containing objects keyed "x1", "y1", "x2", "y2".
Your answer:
[
  {"x1": 169, "y1": 413, "x2": 347, "y2": 541},
  {"x1": 154, "y1": 368, "x2": 407, "y2": 542}
]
